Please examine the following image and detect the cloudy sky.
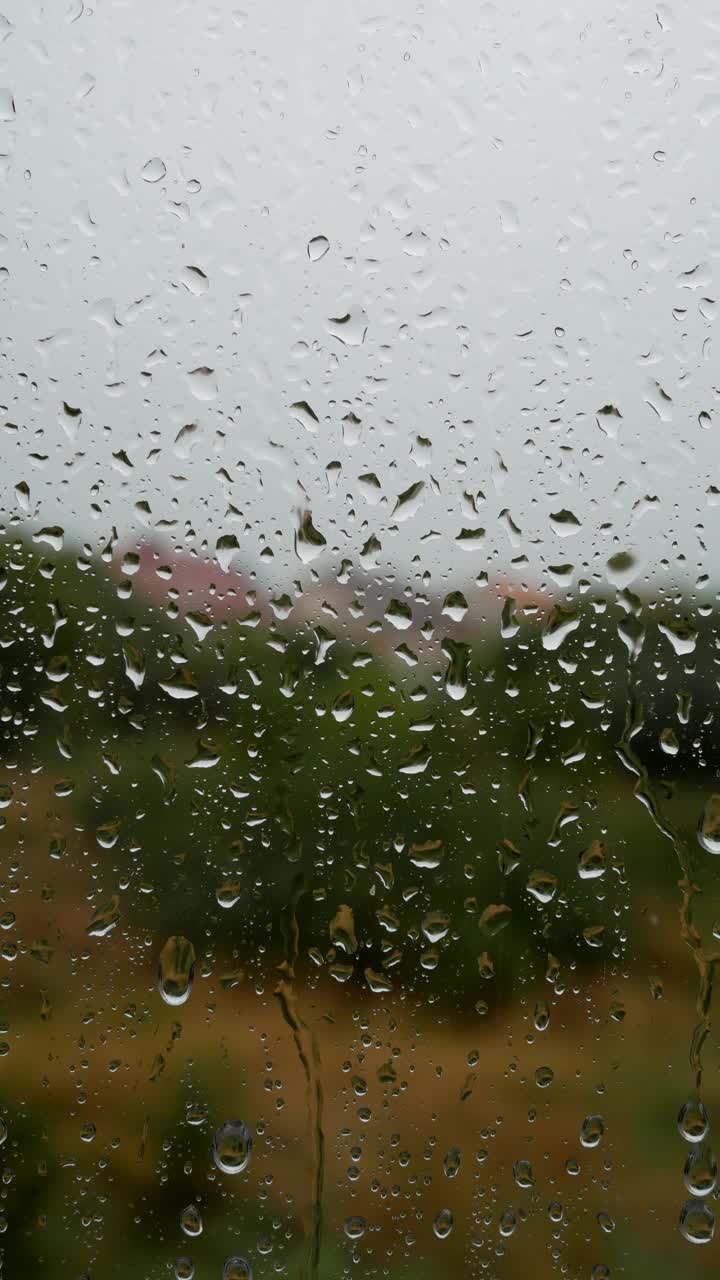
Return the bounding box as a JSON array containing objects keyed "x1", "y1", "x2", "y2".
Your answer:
[{"x1": 2, "y1": 0, "x2": 720, "y2": 595}]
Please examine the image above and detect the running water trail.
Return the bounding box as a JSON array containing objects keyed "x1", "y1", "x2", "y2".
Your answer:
[{"x1": 275, "y1": 872, "x2": 325, "y2": 1280}]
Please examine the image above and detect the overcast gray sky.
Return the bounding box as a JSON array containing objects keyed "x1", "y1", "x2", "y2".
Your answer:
[{"x1": 2, "y1": 0, "x2": 720, "y2": 595}]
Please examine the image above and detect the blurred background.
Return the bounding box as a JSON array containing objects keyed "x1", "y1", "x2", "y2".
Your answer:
[{"x1": 1, "y1": 531, "x2": 719, "y2": 1277}]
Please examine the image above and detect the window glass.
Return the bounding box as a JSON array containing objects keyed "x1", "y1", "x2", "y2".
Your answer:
[{"x1": 1, "y1": 2, "x2": 719, "y2": 1276}]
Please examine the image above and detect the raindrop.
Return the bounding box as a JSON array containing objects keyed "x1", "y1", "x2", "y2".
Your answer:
[
  {"x1": 421, "y1": 911, "x2": 450, "y2": 943},
  {"x1": 679, "y1": 1199, "x2": 715, "y2": 1244},
  {"x1": 684, "y1": 1146, "x2": 717, "y2": 1197},
  {"x1": 549, "y1": 509, "x2": 581, "y2": 536},
  {"x1": 578, "y1": 841, "x2": 606, "y2": 880},
  {"x1": 526, "y1": 870, "x2": 559, "y2": 904},
  {"x1": 433, "y1": 1208, "x2": 454, "y2": 1239},
  {"x1": 499, "y1": 1207, "x2": 517, "y2": 1237},
  {"x1": 295, "y1": 511, "x2": 327, "y2": 563},
  {"x1": 392, "y1": 481, "x2": 425, "y2": 522},
  {"x1": 580, "y1": 1115, "x2": 605, "y2": 1148},
  {"x1": 479, "y1": 903, "x2": 512, "y2": 935},
  {"x1": 213, "y1": 1120, "x2": 253, "y2": 1174},
  {"x1": 534, "y1": 1000, "x2": 551, "y2": 1032},
  {"x1": 187, "y1": 366, "x2": 218, "y2": 401},
  {"x1": 180, "y1": 1204, "x2": 203, "y2": 1237},
  {"x1": 344, "y1": 1215, "x2": 367, "y2": 1240},
  {"x1": 678, "y1": 1098, "x2": 710, "y2": 1144},
  {"x1": 216, "y1": 881, "x2": 242, "y2": 909},
  {"x1": 223, "y1": 1258, "x2": 253, "y2": 1280},
  {"x1": 158, "y1": 936, "x2": 195, "y2": 1007},
  {"x1": 141, "y1": 157, "x2": 166, "y2": 183},
  {"x1": 308, "y1": 235, "x2": 330, "y2": 260},
  {"x1": 698, "y1": 795, "x2": 720, "y2": 854},
  {"x1": 327, "y1": 308, "x2": 367, "y2": 346},
  {"x1": 513, "y1": 1158, "x2": 534, "y2": 1188}
]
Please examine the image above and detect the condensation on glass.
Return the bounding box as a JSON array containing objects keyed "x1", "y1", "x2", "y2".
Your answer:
[{"x1": 0, "y1": 1, "x2": 719, "y2": 1277}]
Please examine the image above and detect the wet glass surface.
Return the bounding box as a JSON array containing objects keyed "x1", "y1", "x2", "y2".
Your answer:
[{"x1": 1, "y1": 1, "x2": 720, "y2": 1276}]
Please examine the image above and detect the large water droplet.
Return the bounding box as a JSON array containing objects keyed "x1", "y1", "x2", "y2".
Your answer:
[
  {"x1": 308, "y1": 235, "x2": 330, "y2": 261},
  {"x1": 541, "y1": 604, "x2": 580, "y2": 651},
  {"x1": 684, "y1": 1145, "x2": 718, "y2": 1197},
  {"x1": 534, "y1": 1000, "x2": 550, "y2": 1031},
  {"x1": 213, "y1": 1120, "x2": 253, "y2": 1174},
  {"x1": 513, "y1": 1158, "x2": 534, "y2": 1188},
  {"x1": 578, "y1": 840, "x2": 607, "y2": 880},
  {"x1": 295, "y1": 511, "x2": 327, "y2": 564},
  {"x1": 549, "y1": 508, "x2": 581, "y2": 536},
  {"x1": 658, "y1": 620, "x2": 697, "y2": 656},
  {"x1": 580, "y1": 1114, "x2": 605, "y2": 1148},
  {"x1": 499, "y1": 1207, "x2": 517, "y2": 1237},
  {"x1": 141, "y1": 157, "x2": 166, "y2": 183},
  {"x1": 433, "y1": 1208, "x2": 453, "y2": 1239},
  {"x1": 223, "y1": 1258, "x2": 253, "y2": 1280},
  {"x1": 327, "y1": 307, "x2": 367, "y2": 346},
  {"x1": 186, "y1": 366, "x2": 218, "y2": 401},
  {"x1": 678, "y1": 1098, "x2": 710, "y2": 1144},
  {"x1": 698, "y1": 795, "x2": 720, "y2": 854},
  {"x1": 158, "y1": 936, "x2": 195, "y2": 1007},
  {"x1": 442, "y1": 639, "x2": 470, "y2": 701},
  {"x1": 679, "y1": 1198, "x2": 715, "y2": 1244},
  {"x1": 421, "y1": 911, "x2": 450, "y2": 943},
  {"x1": 526, "y1": 869, "x2": 559, "y2": 904},
  {"x1": 216, "y1": 881, "x2": 242, "y2": 909},
  {"x1": 344, "y1": 1215, "x2": 366, "y2": 1240},
  {"x1": 180, "y1": 1203, "x2": 203, "y2": 1237}
]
